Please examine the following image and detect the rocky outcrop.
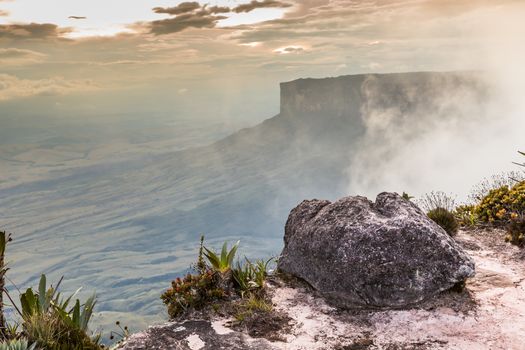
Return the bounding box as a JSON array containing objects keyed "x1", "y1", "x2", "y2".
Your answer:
[
  {"x1": 117, "y1": 229, "x2": 525, "y2": 350},
  {"x1": 277, "y1": 192, "x2": 475, "y2": 308}
]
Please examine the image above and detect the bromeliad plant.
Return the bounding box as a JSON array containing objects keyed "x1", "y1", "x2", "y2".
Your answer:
[{"x1": 203, "y1": 241, "x2": 239, "y2": 274}]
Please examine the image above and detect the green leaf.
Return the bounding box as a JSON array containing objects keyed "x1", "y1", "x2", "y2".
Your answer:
[
  {"x1": 226, "y1": 241, "x2": 240, "y2": 266},
  {"x1": 220, "y1": 242, "x2": 228, "y2": 267},
  {"x1": 72, "y1": 299, "x2": 80, "y2": 326},
  {"x1": 203, "y1": 247, "x2": 220, "y2": 269},
  {"x1": 38, "y1": 274, "x2": 46, "y2": 313}
]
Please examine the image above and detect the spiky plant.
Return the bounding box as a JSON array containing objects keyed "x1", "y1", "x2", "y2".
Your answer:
[
  {"x1": 0, "y1": 339, "x2": 37, "y2": 350},
  {"x1": 203, "y1": 241, "x2": 239, "y2": 274},
  {"x1": 20, "y1": 275, "x2": 100, "y2": 349}
]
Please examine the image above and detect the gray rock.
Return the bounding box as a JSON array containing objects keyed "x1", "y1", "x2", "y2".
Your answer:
[
  {"x1": 277, "y1": 192, "x2": 475, "y2": 308},
  {"x1": 117, "y1": 320, "x2": 277, "y2": 350}
]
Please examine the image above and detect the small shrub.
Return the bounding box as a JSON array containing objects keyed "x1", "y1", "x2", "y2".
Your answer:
[
  {"x1": 427, "y1": 207, "x2": 459, "y2": 236},
  {"x1": 506, "y1": 213, "x2": 525, "y2": 247},
  {"x1": 162, "y1": 238, "x2": 275, "y2": 320},
  {"x1": 161, "y1": 270, "x2": 226, "y2": 318},
  {"x1": 474, "y1": 180, "x2": 525, "y2": 226},
  {"x1": 469, "y1": 171, "x2": 524, "y2": 204},
  {"x1": 454, "y1": 204, "x2": 478, "y2": 227}
]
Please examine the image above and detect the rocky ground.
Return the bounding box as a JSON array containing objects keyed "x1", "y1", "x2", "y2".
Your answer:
[{"x1": 118, "y1": 229, "x2": 525, "y2": 350}]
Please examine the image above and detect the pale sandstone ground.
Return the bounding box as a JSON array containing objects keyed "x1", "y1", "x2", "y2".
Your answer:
[{"x1": 120, "y1": 229, "x2": 525, "y2": 349}]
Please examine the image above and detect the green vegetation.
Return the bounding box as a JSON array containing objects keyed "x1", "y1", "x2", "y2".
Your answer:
[
  {"x1": 0, "y1": 230, "x2": 105, "y2": 350},
  {"x1": 449, "y1": 151, "x2": 525, "y2": 247},
  {"x1": 0, "y1": 340, "x2": 36, "y2": 350},
  {"x1": 232, "y1": 258, "x2": 273, "y2": 297},
  {"x1": 233, "y1": 294, "x2": 273, "y2": 323},
  {"x1": 418, "y1": 192, "x2": 459, "y2": 236},
  {"x1": 161, "y1": 270, "x2": 226, "y2": 318},
  {"x1": 203, "y1": 241, "x2": 239, "y2": 274},
  {"x1": 161, "y1": 237, "x2": 274, "y2": 324},
  {"x1": 19, "y1": 275, "x2": 100, "y2": 350},
  {"x1": 454, "y1": 205, "x2": 477, "y2": 227},
  {"x1": 427, "y1": 207, "x2": 459, "y2": 236},
  {"x1": 471, "y1": 179, "x2": 525, "y2": 247},
  {"x1": 401, "y1": 192, "x2": 414, "y2": 201}
]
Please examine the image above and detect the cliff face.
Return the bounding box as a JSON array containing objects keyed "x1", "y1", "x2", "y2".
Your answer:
[
  {"x1": 279, "y1": 71, "x2": 485, "y2": 119},
  {"x1": 280, "y1": 75, "x2": 366, "y2": 117}
]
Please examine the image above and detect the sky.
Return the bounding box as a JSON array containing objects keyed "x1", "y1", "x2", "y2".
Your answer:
[{"x1": 1, "y1": 0, "x2": 524, "y2": 122}]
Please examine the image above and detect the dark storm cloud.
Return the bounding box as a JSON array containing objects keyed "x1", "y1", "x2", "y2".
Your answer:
[
  {"x1": 0, "y1": 23, "x2": 69, "y2": 39},
  {"x1": 233, "y1": 0, "x2": 292, "y2": 13}
]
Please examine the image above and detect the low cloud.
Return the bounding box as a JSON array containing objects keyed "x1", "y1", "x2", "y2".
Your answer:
[
  {"x1": 0, "y1": 48, "x2": 46, "y2": 65},
  {"x1": 0, "y1": 74, "x2": 98, "y2": 101},
  {"x1": 274, "y1": 45, "x2": 304, "y2": 54}
]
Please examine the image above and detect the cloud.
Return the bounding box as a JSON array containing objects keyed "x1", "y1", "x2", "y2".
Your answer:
[
  {"x1": 148, "y1": 2, "x2": 233, "y2": 35},
  {"x1": 148, "y1": 0, "x2": 293, "y2": 35},
  {"x1": 274, "y1": 45, "x2": 304, "y2": 54},
  {"x1": 149, "y1": 12, "x2": 227, "y2": 35},
  {"x1": 0, "y1": 10, "x2": 9, "y2": 17},
  {"x1": 0, "y1": 23, "x2": 70, "y2": 39},
  {"x1": 0, "y1": 48, "x2": 46, "y2": 65},
  {"x1": 206, "y1": 5, "x2": 231, "y2": 14},
  {"x1": 153, "y1": 2, "x2": 201, "y2": 15},
  {"x1": 233, "y1": 0, "x2": 292, "y2": 13},
  {"x1": 0, "y1": 74, "x2": 98, "y2": 101},
  {"x1": 68, "y1": 16, "x2": 87, "y2": 20}
]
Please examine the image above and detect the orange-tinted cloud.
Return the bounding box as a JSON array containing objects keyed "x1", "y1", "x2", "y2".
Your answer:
[
  {"x1": 0, "y1": 23, "x2": 70, "y2": 39},
  {"x1": 233, "y1": 0, "x2": 292, "y2": 13}
]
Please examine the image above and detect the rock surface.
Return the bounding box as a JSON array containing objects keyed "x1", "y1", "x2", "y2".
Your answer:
[
  {"x1": 277, "y1": 192, "x2": 475, "y2": 308},
  {"x1": 117, "y1": 319, "x2": 277, "y2": 350}
]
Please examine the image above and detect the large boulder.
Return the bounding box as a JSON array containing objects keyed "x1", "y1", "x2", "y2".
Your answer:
[{"x1": 277, "y1": 192, "x2": 475, "y2": 308}]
